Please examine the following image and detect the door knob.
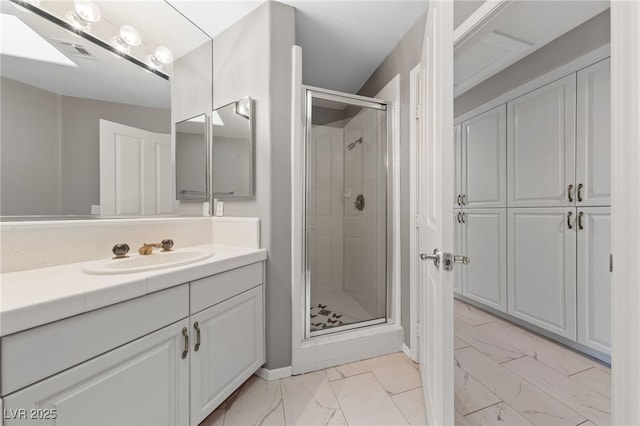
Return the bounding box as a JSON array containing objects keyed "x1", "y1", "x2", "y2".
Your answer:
[
  {"x1": 420, "y1": 249, "x2": 470, "y2": 271},
  {"x1": 420, "y1": 249, "x2": 440, "y2": 267}
]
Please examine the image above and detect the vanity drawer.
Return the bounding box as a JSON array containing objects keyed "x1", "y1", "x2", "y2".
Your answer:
[
  {"x1": 190, "y1": 262, "x2": 263, "y2": 314},
  {"x1": 1, "y1": 284, "x2": 189, "y2": 396}
]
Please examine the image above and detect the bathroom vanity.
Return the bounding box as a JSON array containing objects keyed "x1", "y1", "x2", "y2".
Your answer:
[{"x1": 0, "y1": 244, "x2": 266, "y2": 426}]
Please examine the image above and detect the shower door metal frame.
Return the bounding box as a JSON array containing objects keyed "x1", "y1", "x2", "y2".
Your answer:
[{"x1": 303, "y1": 86, "x2": 394, "y2": 339}]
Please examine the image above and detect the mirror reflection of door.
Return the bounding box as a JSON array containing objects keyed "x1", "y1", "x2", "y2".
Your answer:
[
  {"x1": 99, "y1": 119, "x2": 172, "y2": 216},
  {"x1": 175, "y1": 115, "x2": 208, "y2": 201}
]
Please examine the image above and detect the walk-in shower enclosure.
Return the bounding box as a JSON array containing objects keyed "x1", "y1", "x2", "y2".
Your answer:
[{"x1": 304, "y1": 88, "x2": 391, "y2": 337}]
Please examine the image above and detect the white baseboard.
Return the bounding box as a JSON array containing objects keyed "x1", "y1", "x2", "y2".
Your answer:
[
  {"x1": 402, "y1": 343, "x2": 418, "y2": 362},
  {"x1": 255, "y1": 365, "x2": 292, "y2": 381}
]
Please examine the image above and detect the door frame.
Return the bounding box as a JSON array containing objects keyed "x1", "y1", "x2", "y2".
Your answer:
[{"x1": 412, "y1": 1, "x2": 640, "y2": 423}]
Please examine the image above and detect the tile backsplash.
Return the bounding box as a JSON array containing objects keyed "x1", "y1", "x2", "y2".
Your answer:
[{"x1": 0, "y1": 217, "x2": 259, "y2": 273}]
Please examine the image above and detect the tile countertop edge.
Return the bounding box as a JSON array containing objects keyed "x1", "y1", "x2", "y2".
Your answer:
[{"x1": 0, "y1": 244, "x2": 267, "y2": 337}]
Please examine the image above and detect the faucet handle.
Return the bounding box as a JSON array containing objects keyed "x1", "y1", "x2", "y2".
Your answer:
[
  {"x1": 161, "y1": 239, "x2": 174, "y2": 251},
  {"x1": 112, "y1": 243, "x2": 130, "y2": 258}
]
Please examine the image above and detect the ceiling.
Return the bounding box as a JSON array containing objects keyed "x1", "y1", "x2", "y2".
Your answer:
[{"x1": 168, "y1": 0, "x2": 429, "y2": 94}]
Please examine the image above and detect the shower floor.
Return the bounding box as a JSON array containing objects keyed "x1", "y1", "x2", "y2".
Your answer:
[{"x1": 309, "y1": 287, "x2": 377, "y2": 332}]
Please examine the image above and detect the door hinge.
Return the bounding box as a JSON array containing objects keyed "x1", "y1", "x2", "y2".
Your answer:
[{"x1": 415, "y1": 105, "x2": 420, "y2": 119}]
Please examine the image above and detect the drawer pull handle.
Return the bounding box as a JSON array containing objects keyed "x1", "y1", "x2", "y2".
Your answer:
[
  {"x1": 577, "y1": 183, "x2": 583, "y2": 202},
  {"x1": 194, "y1": 322, "x2": 201, "y2": 352},
  {"x1": 568, "y1": 184, "x2": 574, "y2": 202},
  {"x1": 567, "y1": 211, "x2": 573, "y2": 230},
  {"x1": 182, "y1": 327, "x2": 189, "y2": 359},
  {"x1": 457, "y1": 195, "x2": 461, "y2": 206},
  {"x1": 461, "y1": 212, "x2": 466, "y2": 224},
  {"x1": 578, "y1": 211, "x2": 584, "y2": 230},
  {"x1": 457, "y1": 212, "x2": 461, "y2": 223},
  {"x1": 461, "y1": 194, "x2": 467, "y2": 206}
]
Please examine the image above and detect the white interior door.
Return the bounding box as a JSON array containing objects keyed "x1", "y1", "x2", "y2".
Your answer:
[
  {"x1": 99, "y1": 119, "x2": 172, "y2": 216},
  {"x1": 417, "y1": 1, "x2": 454, "y2": 425}
]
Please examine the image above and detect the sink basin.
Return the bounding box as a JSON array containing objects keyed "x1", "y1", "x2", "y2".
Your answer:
[{"x1": 83, "y1": 249, "x2": 214, "y2": 275}]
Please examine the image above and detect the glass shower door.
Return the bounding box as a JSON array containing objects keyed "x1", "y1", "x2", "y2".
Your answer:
[{"x1": 305, "y1": 89, "x2": 389, "y2": 337}]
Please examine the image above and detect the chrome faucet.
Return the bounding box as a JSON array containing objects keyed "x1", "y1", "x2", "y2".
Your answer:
[{"x1": 138, "y1": 239, "x2": 174, "y2": 255}]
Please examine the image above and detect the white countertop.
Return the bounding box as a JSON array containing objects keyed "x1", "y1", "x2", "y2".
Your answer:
[{"x1": 0, "y1": 244, "x2": 267, "y2": 337}]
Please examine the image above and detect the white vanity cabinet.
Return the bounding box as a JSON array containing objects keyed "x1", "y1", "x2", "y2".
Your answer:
[
  {"x1": 189, "y1": 263, "x2": 264, "y2": 426},
  {"x1": 455, "y1": 209, "x2": 507, "y2": 312},
  {"x1": 577, "y1": 207, "x2": 611, "y2": 354},
  {"x1": 507, "y1": 208, "x2": 577, "y2": 340},
  {"x1": 3, "y1": 319, "x2": 190, "y2": 426},
  {"x1": 0, "y1": 261, "x2": 265, "y2": 426},
  {"x1": 454, "y1": 105, "x2": 506, "y2": 209},
  {"x1": 507, "y1": 74, "x2": 577, "y2": 208}
]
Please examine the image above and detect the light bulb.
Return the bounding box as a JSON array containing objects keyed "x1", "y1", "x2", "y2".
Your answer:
[
  {"x1": 154, "y1": 46, "x2": 173, "y2": 64},
  {"x1": 111, "y1": 25, "x2": 141, "y2": 54},
  {"x1": 66, "y1": 0, "x2": 100, "y2": 31}
]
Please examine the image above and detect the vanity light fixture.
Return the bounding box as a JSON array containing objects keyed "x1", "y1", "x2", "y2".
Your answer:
[
  {"x1": 65, "y1": 0, "x2": 101, "y2": 32},
  {"x1": 146, "y1": 45, "x2": 173, "y2": 70},
  {"x1": 111, "y1": 25, "x2": 141, "y2": 54},
  {"x1": 11, "y1": 0, "x2": 40, "y2": 13}
]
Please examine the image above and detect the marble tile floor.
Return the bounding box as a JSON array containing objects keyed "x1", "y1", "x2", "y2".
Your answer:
[
  {"x1": 453, "y1": 299, "x2": 611, "y2": 426},
  {"x1": 200, "y1": 352, "x2": 426, "y2": 426},
  {"x1": 200, "y1": 299, "x2": 611, "y2": 426}
]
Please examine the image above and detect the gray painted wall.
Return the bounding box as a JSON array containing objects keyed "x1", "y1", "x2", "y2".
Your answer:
[
  {"x1": 455, "y1": 9, "x2": 610, "y2": 117},
  {"x1": 212, "y1": 1, "x2": 295, "y2": 369},
  {"x1": 1, "y1": 77, "x2": 62, "y2": 215},
  {"x1": 1, "y1": 76, "x2": 170, "y2": 216},
  {"x1": 357, "y1": 13, "x2": 427, "y2": 347}
]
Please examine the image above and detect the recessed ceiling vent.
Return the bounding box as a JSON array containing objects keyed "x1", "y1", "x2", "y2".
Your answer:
[{"x1": 52, "y1": 39, "x2": 98, "y2": 61}]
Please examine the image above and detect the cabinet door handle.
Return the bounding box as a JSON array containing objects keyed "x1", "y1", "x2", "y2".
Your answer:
[
  {"x1": 577, "y1": 183, "x2": 583, "y2": 202},
  {"x1": 462, "y1": 194, "x2": 467, "y2": 205},
  {"x1": 567, "y1": 211, "x2": 573, "y2": 230},
  {"x1": 568, "y1": 184, "x2": 574, "y2": 202},
  {"x1": 181, "y1": 327, "x2": 189, "y2": 359},
  {"x1": 578, "y1": 211, "x2": 584, "y2": 230},
  {"x1": 457, "y1": 195, "x2": 461, "y2": 206},
  {"x1": 461, "y1": 212, "x2": 466, "y2": 224},
  {"x1": 194, "y1": 322, "x2": 201, "y2": 352}
]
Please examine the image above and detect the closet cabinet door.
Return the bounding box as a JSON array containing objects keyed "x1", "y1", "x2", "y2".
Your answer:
[
  {"x1": 190, "y1": 286, "x2": 264, "y2": 426},
  {"x1": 461, "y1": 209, "x2": 507, "y2": 312},
  {"x1": 462, "y1": 105, "x2": 506, "y2": 208},
  {"x1": 507, "y1": 208, "x2": 577, "y2": 339},
  {"x1": 577, "y1": 207, "x2": 611, "y2": 355},
  {"x1": 576, "y1": 58, "x2": 611, "y2": 207},
  {"x1": 453, "y1": 123, "x2": 462, "y2": 209},
  {"x1": 507, "y1": 75, "x2": 576, "y2": 207}
]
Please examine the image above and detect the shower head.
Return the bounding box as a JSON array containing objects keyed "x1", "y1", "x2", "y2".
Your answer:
[{"x1": 347, "y1": 137, "x2": 362, "y2": 151}]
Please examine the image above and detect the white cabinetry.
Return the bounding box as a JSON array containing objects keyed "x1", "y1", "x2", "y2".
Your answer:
[
  {"x1": 3, "y1": 319, "x2": 190, "y2": 426},
  {"x1": 454, "y1": 105, "x2": 506, "y2": 208},
  {"x1": 577, "y1": 208, "x2": 611, "y2": 355},
  {"x1": 455, "y1": 209, "x2": 507, "y2": 312},
  {"x1": 190, "y1": 286, "x2": 264, "y2": 425},
  {"x1": 1, "y1": 262, "x2": 265, "y2": 426},
  {"x1": 576, "y1": 58, "x2": 611, "y2": 207},
  {"x1": 507, "y1": 75, "x2": 576, "y2": 207},
  {"x1": 507, "y1": 208, "x2": 577, "y2": 340}
]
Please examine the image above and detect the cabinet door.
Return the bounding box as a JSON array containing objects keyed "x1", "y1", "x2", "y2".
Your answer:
[
  {"x1": 461, "y1": 209, "x2": 507, "y2": 312},
  {"x1": 3, "y1": 319, "x2": 189, "y2": 426},
  {"x1": 454, "y1": 123, "x2": 462, "y2": 209},
  {"x1": 576, "y1": 58, "x2": 611, "y2": 207},
  {"x1": 577, "y1": 207, "x2": 611, "y2": 354},
  {"x1": 453, "y1": 211, "x2": 463, "y2": 294},
  {"x1": 507, "y1": 75, "x2": 576, "y2": 207},
  {"x1": 190, "y1": 285, "x2": 264, "y2": 425},
  {"x1": 462, "y1": 105, "x2": 506, "y2": 208},
  {"x1": 507, "y1": 208, "x2": 577, "y2": 339}
]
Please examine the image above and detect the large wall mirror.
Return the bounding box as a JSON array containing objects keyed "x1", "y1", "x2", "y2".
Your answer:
[
  {"x1": 212, "y1": 97, "x2": 254, "y2": 199},
  {"x1": 0, "y1": 0, "x2": 211, "y2": 219}
]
